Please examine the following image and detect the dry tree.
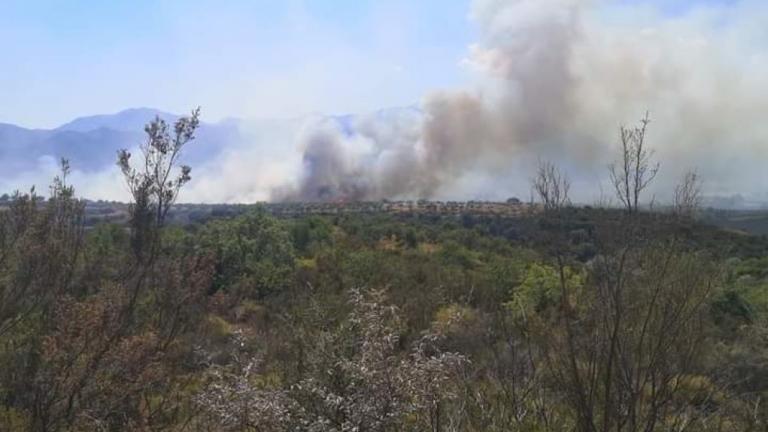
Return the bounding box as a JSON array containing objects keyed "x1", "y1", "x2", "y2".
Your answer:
[
  {"x1": 609, "y1": 113, "x2": 659, "y2": 214},
  {"x1": 674, "y1": 169, "x2": 703, "y2": 219},
  {"x1": 531, "y1": 159, "x2": 571, "y2": 212}
]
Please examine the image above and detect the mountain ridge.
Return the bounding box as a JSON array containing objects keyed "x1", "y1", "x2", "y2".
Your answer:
[{"x1": 55, "y1": 108, "x2": 181, "y2": 133}]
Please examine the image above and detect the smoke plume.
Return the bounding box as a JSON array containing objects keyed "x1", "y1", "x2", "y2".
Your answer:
[{"x1": 271, "y1": 0, "x2": 768, "y2": 203}]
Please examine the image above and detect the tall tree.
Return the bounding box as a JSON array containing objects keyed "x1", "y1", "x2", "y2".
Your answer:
[
  {"x1": 609, "y1": 113, "x2": 659, "y2": 214},
  {"x1": 674, "y1": 169, "x2": 702, "y2": 219},
  {"x1": 531, "y1": 159, "x2": 571, "y2": 212},
  {"x1": 117, "y1": 108, "x2": 200, "y2": 260}
]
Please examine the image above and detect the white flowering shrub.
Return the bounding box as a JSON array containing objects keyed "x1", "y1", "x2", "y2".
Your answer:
[{"x1": 196, "y1": 289, "x2": 467, "y2": 431}]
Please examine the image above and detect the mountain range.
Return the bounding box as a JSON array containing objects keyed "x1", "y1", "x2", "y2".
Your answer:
[{"x1": 0, "y1": 108, "x2": 247, "y2": 177}]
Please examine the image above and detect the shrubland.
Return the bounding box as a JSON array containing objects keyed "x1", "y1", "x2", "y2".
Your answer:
[{"x1": 1, "y1": 112, "x2": 768, "y2": 431}]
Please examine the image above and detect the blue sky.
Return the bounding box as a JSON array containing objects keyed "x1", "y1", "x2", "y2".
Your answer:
[
  {"x1": 0, "y1": 0, "x2": 473, "y2": 128},
  {"x1": 0, "y1": 0, "x2": 740, "y2": 128}
]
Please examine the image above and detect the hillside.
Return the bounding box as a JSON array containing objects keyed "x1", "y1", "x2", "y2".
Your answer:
[{"x1": 3, "y1": 179, "x2": 768, "y2": 429}]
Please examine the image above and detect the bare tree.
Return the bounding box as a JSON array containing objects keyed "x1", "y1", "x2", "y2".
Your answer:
[
  {"x1": 609, "y1": 113, "x2": 659, "y2": 214},
  {"x1": 674, "y1": 169, "x2": 702, "y2": 219},
  {"x1": 531, "y1": 160, "x2": 571, "y2": 212}
]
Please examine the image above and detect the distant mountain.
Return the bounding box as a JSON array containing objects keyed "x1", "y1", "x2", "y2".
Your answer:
[
  {"x1": 56, "y1": 108, "x2": 180, "y2": 133},
  {"x1": 0, "y1": 123, "x2": 53, "y2": 173},
  {"x1": 0, "y1": 108, "x2": 243, "y2": 176}
]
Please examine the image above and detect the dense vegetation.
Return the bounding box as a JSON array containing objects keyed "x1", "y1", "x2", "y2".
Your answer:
[{"x1": 2, "y1": 112, "x2": 768, "y2": 431}]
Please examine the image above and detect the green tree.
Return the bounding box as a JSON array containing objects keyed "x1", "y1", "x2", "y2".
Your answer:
[{"x1": 199, "y1": 210, "x2": 295, "y2": 300}]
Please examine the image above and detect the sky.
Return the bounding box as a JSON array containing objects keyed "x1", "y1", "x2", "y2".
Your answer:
[
  {"x1": 0, "y1": 0, "x2": 474, "y2": 128},
  {"x1": 0, "y1": 0, "x2": 737, "y2": 129}
]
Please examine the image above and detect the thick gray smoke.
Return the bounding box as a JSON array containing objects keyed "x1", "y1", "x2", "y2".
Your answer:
[
  {"x1": 273, "y1": 0, "x2": 589, "y2": 202},
  {"x1": 272, "y1": 0, "x2": 768, "y2": 203}
]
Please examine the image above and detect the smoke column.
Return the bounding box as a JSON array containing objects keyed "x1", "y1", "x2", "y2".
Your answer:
[{"x1": 271, "y1": 0, "x2": 768, "y2": 203}]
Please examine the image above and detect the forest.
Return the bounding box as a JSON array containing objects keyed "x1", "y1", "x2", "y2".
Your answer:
[{"x1": 2, "y1": 112, "x2": 768, "y2": 432}]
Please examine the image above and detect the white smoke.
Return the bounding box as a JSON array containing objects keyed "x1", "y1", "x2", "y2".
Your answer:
[{"x1": 268, "y1": 0, "x2": 768, "y2": 204}]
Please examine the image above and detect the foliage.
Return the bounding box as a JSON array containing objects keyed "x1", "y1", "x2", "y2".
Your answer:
[
  {"x1": 505, "y1": 263, "x2": 583, "y2": 320},
  {"x1": 1, "y1": 113, "x2": 768, "y2": 430},
  {"x1": 198, "y1": 209, "x2": 295, "y2": 300}
]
